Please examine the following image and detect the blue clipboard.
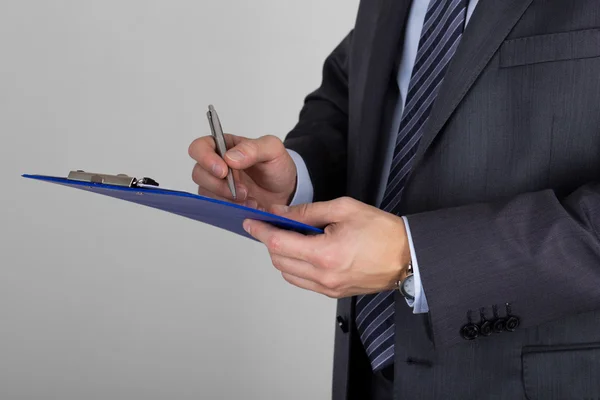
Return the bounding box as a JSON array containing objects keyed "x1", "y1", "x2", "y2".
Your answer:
[{"x1": 22, "y1": 173, "x2": 323, "y2": 240}]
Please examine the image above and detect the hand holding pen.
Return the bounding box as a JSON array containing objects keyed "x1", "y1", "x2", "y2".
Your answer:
[{"x1": 188, "y1": 105, "x2": 299, "y2": 210}]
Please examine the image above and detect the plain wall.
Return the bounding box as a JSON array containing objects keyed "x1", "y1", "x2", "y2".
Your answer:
[{"x1": 0, "y1": 1, "x2": 359, "y2": 399}]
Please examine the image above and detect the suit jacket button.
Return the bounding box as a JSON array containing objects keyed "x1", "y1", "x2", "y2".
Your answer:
[
  {"x1": 337, "y1": 316, "x2": 349, "y2": 333},
  {"x1": 505, "y1": 316, "x2": 520, "y2": 332},
  {"x1": 503, "y1": 303, "x2": 520, "y2": 332},
  {"x1": 491, "y1": 305, "x2": 506, "y2": 333},
  {"x1": 492, "y1": 318, "x2": 506, "y2": 333},
  {"x1": 478, "y1": 308, "x2": 492, "y2": 336},
  {"x1": 460, "y1": 323, "x2": 479, "y2": 340},
  {"x1": 479, "y1": 320, "x2": 493, "y2": 337}
]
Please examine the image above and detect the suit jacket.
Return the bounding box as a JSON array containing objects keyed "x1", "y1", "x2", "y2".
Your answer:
[{"x1": 284, "y1": 1, "x2": 600, "y2": 399}]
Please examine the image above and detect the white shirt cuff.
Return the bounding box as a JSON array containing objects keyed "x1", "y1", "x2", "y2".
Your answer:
[
  {"x1": 287, "y1": 149, "x2": 314, "y2": 206},
  {"x1": 402, "y1": 216, "x2": 429, "y2": 314}
]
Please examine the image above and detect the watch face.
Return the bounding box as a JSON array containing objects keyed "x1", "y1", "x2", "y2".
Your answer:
[{"x1": 401, "y1": 275, "x2": 415, "y2": 299}]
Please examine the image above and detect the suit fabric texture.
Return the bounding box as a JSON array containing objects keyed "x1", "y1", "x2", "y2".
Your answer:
[{"x1": 284, "y1": 1, "x2": 600, "y2": 399}]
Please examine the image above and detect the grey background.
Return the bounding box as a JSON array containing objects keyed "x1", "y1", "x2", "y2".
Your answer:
[{"x1": 0, "y1": 1, "x2": 359, "y2": 399}]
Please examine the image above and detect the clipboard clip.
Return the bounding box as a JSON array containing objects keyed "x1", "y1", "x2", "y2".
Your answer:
[{"x1": 67, "y1": 170, "x2": 159, "y2": 188}]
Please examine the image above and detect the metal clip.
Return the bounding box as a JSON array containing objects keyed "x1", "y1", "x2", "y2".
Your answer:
[{"x1": 67, "y1": 170, "x2": 159, "y2": 188}]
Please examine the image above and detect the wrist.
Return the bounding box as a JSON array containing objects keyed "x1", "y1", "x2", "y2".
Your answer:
[
  {"x1": 386, "y1": 216, "x2": 412, "y2": 290},
  {"x1": 398, "y1": 216, "x2": 413, "y2": 278},
  {"x1": 395, "y1": 216, "x2": 416, "y2": 300}
]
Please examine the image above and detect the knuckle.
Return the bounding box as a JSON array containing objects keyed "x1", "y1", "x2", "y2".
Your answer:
[
  {"x1": 240, "y1": 140, "x2": 259, "y2": 157},
  {"x1": 192, "y1": 165, "x2": 216, "y2": 191},
  {"x1": 341, "y1": 196, "x2": 356, "y2": 204},
  {"x1": 263, "y1": 134, "x2": 282, "y2": 148},
  {"x1": 318, "y1": 250, "x2": 338, "y2": 270},
  {"x1": 191, "y1": 164, "x2": 202, "y2": 184},
  {"x1": 267, "y1": 235, "x2": 281, "y2": 252},
  {"x1": 271, "y1": 255, "x2": 284, "y2": 271},
  {"x1": 330, "y1": 196, "x2": 357, "y2": 219},
  {"x1": 281, "y1": 272, "x2": 293, "y2": 284},
  {"x1": 187, "y1": 139, "x2": 200, "y2": 158},
  {"x1": 216, "y1": 182, "x2": 231, "y2": 197},
  {"x1": 188, "y1": 136, "x2": 209, "y2": 159},
  {"x1": 338, "y1": 196, "x2": 355, "y2": 210},
  {"x1": 187, "y1": 142, "x2": 195, "y2": 158},
  {"x1": 198, "y1": 188, "x2": 215, "y2": 199},
  {"x1": 197, "y1": 187, "x2": 208, "y2": 196},
  {"x1": 321, "y1": 273, "x2": 342, "y2": 291}
]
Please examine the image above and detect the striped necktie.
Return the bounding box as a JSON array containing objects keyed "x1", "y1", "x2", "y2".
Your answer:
[{"x1": 356, "y1": 0, "x2": 468, "y2": 371}]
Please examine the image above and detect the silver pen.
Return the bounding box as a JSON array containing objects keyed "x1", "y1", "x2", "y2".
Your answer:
[{"x1": 207, "y1": 105, "x2": 237, "y2": 200}]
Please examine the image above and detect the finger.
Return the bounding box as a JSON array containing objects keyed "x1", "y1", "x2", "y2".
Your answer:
[
  {"x1": 281, "y1": 272, "x2": 338, "y2": 298},
  {"x1": 198, "y1": 133, "x2": 247, "y2": 156},
  {"x1": 198, "y1": 187, "x2": 260, "y2": 209},
  {"x1": 270, "y1": 198, "x2": 354, "y2": 227},
  {"x1": 192, "y1": 164, "x2": 248, "y2": 201},
  {"x1": 270, "y1": 254, "x2": 324, "y2": 283},
  {"x1": 224, "y1": 135, "x2": 285, "y2": 170},
  {"x1": 197, "y1": 187, "x2": 230, "y2": 202},
  {"x1": 243, "y1": 219, "x2": 322, "y2": 263},
  {"x1": 226, "y1": 133, "x2": 243, "y2": 147},
  {"x1": 188, "y1": 136, "x2": 229, "y2": 179}
]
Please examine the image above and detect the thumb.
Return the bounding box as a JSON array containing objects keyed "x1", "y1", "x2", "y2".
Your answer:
[
  {"x1": 224, "y1": 135, "x2": 285, "y2": 170},
  {"x1": 271, "y1": 200, "x2": 347, "y2": 228}
]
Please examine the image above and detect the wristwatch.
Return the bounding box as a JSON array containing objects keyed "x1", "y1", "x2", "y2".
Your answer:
[{"x1": 398, "y1": 262, "x2": 415, "y2": 301}]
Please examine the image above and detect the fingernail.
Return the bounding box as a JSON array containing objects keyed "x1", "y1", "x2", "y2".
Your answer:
[
  {"x1": 236, "y1": 186, "x2": 248, "y2": 200},
  {"x1": 244, "y1": 199, "x2": 258, "y2": 209},
  {"x1": 212, "y1": 164, "x2": 224, "y2": 177},
  {"x1": 226, "y1": 150, "x2": 244, "y2": 162},
  {"x1": 272, "y1": 205, "x2": 289, "y2": 214},
  {"x1": 243, "y1": 220, "x2": 251, "y2": 234}
]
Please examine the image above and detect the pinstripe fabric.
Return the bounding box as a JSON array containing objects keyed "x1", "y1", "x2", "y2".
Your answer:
[{"x1": 356, "y1": 0, "x2": 468, "y2": 371}]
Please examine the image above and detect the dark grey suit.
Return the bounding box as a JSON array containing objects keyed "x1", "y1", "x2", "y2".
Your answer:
[{"x1": 284, "y1": 0, "x2": 600, "y2": 399}]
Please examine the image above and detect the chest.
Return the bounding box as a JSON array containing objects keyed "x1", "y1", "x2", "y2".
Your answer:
[{"x1": 344, "y1": 0, "x2": 600, "y2": 211}]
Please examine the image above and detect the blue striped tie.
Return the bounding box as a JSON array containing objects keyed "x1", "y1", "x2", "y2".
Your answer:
[{"x1": 356, "y1": 0, "x2": 468, "y2": 371}]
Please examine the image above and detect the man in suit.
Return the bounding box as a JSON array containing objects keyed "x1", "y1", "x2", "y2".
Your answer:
[{"x1": 188, "y1": 0, "x2": 600, "y2": 398}]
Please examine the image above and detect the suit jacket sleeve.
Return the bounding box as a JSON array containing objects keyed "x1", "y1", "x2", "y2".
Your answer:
[
  {"x1": 283, "y1": 31, "x2": 352, "y2": 202},
  {"x1": 405, "y1": 183, "x2": 600, "y2": 349}
]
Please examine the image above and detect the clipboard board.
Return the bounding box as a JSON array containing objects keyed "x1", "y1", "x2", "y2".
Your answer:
[{"x1": 22, "y1": 171, "x2": 323, "y2": 240}]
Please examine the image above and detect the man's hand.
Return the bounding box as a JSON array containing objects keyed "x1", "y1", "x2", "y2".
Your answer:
[
  {"x1": 188, "y1": 134, "x2": 297, "y2": 209},
  {"x1": 243, "y1": 197, "x2": 412, "y2": 298}
]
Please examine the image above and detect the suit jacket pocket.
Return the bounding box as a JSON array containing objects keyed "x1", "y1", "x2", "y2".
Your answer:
[
  {"x1": 522, "y1": 343, "x2": 600, "y2": 400},
  {"x1": 500, "y1": 28, "x2": 600, "y2": 68}
]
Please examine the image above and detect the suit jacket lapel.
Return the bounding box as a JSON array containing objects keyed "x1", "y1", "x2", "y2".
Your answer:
[
  {"x1": 351, "y1": 0, "x2": 411, "y2": 204},
  {"x1": 403, "y1": 0, "x2": 535, "y2": 195}
]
